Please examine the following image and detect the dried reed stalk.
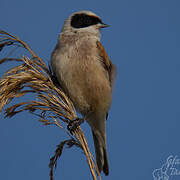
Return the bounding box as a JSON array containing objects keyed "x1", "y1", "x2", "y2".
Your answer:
[{"x1": 0, "y1": 30, "x2": 102, "y2": 180}]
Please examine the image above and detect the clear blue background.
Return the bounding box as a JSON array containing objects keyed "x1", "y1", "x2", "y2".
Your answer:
[{"x1": 0, "y1": 0, "x2": 180, "y2": 180}]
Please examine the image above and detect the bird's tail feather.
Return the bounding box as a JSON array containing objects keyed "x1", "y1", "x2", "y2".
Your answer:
[{"x1": 92, "y1": 130, "x2": 109, "y2": 176}]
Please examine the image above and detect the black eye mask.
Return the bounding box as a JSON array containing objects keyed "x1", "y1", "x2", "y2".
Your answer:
[{"x1": 71, "y1": 13, "x2": 102, "y2": 28}]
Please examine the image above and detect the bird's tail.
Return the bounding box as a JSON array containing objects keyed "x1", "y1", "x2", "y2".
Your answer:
[{"x1": 92, "y1": 129, "x2": 109, "y2": 176}]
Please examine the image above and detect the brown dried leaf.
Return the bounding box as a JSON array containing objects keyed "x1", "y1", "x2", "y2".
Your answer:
[{"x1": 49, "y1": 139, "x2": 82, "y2": 180}]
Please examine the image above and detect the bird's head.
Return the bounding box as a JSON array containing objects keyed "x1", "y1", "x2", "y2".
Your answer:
[{"x1": 61, "y1": 10, "x2": 109, "y2": 38}]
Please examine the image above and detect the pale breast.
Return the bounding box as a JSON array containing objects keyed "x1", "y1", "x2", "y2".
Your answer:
[{"x1": 51, "y1": 34, "x2": 112, "y2": 115}]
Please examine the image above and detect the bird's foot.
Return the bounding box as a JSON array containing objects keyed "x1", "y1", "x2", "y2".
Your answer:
[{"x1": 67, "y1": 118, "x2": 84, "y2": 134}]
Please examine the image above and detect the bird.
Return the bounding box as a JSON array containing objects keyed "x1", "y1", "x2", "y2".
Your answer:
[{"x1": 50, "y1": 10, "x2": 116, "y2": 176}]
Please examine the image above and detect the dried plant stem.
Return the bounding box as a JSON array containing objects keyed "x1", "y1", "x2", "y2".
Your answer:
[{"x1": 74, "y1": 128, "x2": 101, "y2": 180}]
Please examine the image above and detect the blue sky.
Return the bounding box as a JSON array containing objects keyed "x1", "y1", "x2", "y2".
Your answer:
[{"x1": 0, "y1": 0, "x2": 180, "y2": 180}]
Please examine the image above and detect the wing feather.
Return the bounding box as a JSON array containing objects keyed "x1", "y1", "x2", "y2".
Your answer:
[{"x1": 96, "y1": 41, "x2": 116, "y2": 88}]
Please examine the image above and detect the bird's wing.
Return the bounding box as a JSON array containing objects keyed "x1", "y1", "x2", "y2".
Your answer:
[{"x1": 96, "y1": 41, "x2": 116, "y2": 88}]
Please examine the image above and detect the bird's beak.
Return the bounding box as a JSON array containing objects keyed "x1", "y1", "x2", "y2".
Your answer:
[{"x1": 100, "y1": 23, "x2": 110, "y2": 28}]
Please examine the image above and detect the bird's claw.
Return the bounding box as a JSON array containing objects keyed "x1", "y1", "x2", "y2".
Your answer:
[{"x1": 67, "y1": 118, "x2": 84, "y2": 134}]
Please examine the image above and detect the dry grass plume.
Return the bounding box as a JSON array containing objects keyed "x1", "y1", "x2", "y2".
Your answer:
[{"x1": 0, "y1": 30, "x2": 102, "y2": 180}]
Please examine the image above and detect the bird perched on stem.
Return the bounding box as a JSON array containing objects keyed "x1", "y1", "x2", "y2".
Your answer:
[{"x1": 50, "y1": 10, "x2": 116, "y2": 176}]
